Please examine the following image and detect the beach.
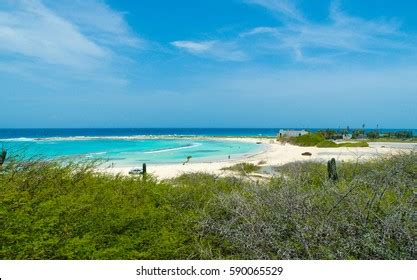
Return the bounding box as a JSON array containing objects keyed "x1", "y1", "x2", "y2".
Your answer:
[
  {"x1": 102, "y1": 137, "x2": 417, "y2": 179},
  {"x1": 2, "y1": 130, "x2": 416, "y2": 179}
]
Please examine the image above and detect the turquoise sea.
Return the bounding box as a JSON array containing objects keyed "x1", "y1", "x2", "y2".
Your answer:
[
  {"x1": 1, "y1": 128, "x2": 415, "y2": 165},
  {"x1": 0, "y1": 136, "x2": 262, "y2": 165}
]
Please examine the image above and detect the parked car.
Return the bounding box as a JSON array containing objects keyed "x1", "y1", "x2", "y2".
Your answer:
[{"x1": 129, "y1": 167, "x2": 143, "y2": 175}]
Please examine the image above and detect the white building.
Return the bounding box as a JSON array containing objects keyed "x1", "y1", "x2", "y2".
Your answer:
[
  {"x1": 278, "y1": 129, "x2": 309, "y2": 138},
  {"x1": 342, "y1": 134, "x2": 352, "y2": 140}
]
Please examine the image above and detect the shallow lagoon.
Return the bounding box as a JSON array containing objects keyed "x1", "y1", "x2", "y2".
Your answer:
[{"x1": 1, "y1": 137, "x2": 262, "y2": 165}]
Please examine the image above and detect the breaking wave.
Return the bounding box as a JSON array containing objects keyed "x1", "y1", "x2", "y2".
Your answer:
[
  {"x1": 0, "y1": 137, "x2": 35, "y2": 142},
  {"x1": 143, "y1": 143, "x2": 202, "y2": 154}
]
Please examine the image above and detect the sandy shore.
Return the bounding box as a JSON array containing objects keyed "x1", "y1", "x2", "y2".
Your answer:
[{"x1": 100, "y1": 137, "x2": 417, "y2": 179}]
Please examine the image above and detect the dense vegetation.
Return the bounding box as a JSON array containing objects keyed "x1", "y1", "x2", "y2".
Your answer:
[
  {"x1": 1, "y1": 153, "x2": 416, "y2": 259},
  {"x1": 287, "y1": 132, "x2": 325, "y2": 146},
  {"x1": 381, "y1": 131, "x2": 414, "y2": 139},
  {"x1": 317, "y1": 129, "x2": 415, "y2": 141},
  {"x1": 367, "y1": 131, "x2": 416, "y2": 142},
  {"x1": 285, "y1": 133, "x2": 369, "y2": 147}
]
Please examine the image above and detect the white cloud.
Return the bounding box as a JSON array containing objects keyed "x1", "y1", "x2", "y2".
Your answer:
[
  {"x1": 241, "y1": 1, "x2": 413, "y2": 62},
  {"x1": 171, "y1": 40, "x2": 248, "y2": 61},
  {"x1": 239, "y1": 26, "x2": 279, "y2": 37},
  {"x1": 0, "y1": 0, "x2": 107, "y2": 68},
  {"x1": 243, "y1": 0, "x2": 304, "y2": 22},
  {"x1": 174, "y1": 1, "x2": 413, "y2": 64},
  {"x1": 0, "y1": 0, "x2": 142, "y2": 71},
  {"x1": 171, "y1": 40, "x2": 216, "y2": 54},
  {"x1": 44, "y1": 0, "x2": 143, "y2": 48}
]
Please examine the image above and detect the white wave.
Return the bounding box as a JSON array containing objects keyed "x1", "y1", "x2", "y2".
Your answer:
[
  {"x1": 143, "y1": 143, "x2": 202, "y2": 154},
  {"x1": 5, "y1": 135, "x2": 199, "y2": 141},
  {"x1": 0, "y1": 137, "x2": 35, "y2": 142},
  {"x1": 84, "y1": 151, "x2": 107, "y2": 158},
  {"x1": 88, "y1": 152, "x2": 107, "y2": 156}
]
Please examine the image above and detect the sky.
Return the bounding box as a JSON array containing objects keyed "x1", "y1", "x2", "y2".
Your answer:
[{"x1": 0, "y1": 0, "x2": 416, "y2": 129}]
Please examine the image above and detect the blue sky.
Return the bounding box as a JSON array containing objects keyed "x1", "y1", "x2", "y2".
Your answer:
[{"x1": 0, "y1": 0, "x2": 416, "y2": 128}]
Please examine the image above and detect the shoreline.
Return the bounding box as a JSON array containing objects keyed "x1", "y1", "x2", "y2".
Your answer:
[{"x1": 99, "y1": 137, "x2": 417, "y2": 179}]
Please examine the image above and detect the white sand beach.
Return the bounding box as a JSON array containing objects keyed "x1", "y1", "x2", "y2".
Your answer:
[{"x1": 101, "y1": 137, "x2": 417, "y2": 179}]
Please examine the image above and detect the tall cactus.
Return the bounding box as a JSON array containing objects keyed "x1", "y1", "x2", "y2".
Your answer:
[{"x1": 327, "y1": 158, "x2": 338, "y2": 182}]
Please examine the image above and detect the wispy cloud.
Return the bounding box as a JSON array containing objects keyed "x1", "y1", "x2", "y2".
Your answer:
[
  {"x1": 0, "y1": 0, "x2": 142, "y2": 80},
  {"x1": 241, "y1": 0, "x2": 413, "y2": 62},
  {"x1": 172, "y1": 1, "x2": 413, "y2": 64},
  {"x1": 171, "y1": 40, "x2": 248, "y2": 61},
  {"x1": 44, "y1": 0, "x2": 144, "y2": 48},
  {"x1": 239, "y1": 26, "x2": 279, "y2": 37},
  {"x1": 0, "y1": 0, "x2": 107, "y2": 68},
  {"x1": 243, "y1": 0, "x2": 304, "y2": 22},
  {"x1": 171, "y1": 41, "x2": 216, "y2": 54}
]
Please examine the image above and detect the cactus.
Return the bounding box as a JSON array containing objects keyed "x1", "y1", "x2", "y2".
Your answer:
[
  {"x1": 0, "y1": 148, "x2": 6, "y2": 166},
  {"x1": 327, "y1": 158, "x2": 338, "y2": 181}
]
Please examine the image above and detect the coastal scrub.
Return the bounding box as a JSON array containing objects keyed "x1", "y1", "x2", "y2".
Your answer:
[
  {"x1": 0, "y1": 153, "x2": 415, "y2": 259},
  {"x1": 285, "y1": 132, "x2": 369, "y2": 148}
]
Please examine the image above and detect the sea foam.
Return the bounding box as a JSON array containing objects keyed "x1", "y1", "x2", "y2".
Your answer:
[
  {"x1": 143, "y1": 143, "x2": 202, "y2": 154},
  {"x1": 0, "y1": 137, "x2": 35, "y2": 142}
]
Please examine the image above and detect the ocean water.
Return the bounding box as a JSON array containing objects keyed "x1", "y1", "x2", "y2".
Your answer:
[
  {"x1": 0, "y1": 128, "x2": 415, "y2": 139},
  {"x1": 0, "y1": 128, "x2": 279, "y2": 138},
  {"x1": 0, "y1": 128, "x2": 415, "y2": 165},
  {"x1": 0, "y1": 134, "x2": 263, "y2": 165}
]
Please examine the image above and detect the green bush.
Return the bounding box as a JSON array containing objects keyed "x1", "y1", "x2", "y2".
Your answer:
[
  {"x1": 1, "y1": 153, "x2": 415, "y2": 259},
  {"x1": 288, "y1": 133, "x2": 368, "y2": 148},
  {"x1": 366, "y1": 131, "x2": 380, "y2": 139},
  {"x1": 316, "y1": 140, "x2": 338, "y2": 147},
  {"x1": 200, "y1": 153, "x2": 416, "y2": 259},
  {"x1": 339, "y1": 141, "x2": 369, "y2": 147},
  {"x1": 0, "y1": 159, "x2": 198, "y2": 259},
  {"x1": 318, "y1": 129, "x2": 338, "y2": 139},
  {"x1": 288, "y1": 133, "x2": 325, "y2": 146},
  {"x1": 316, "y1": 140, "x2": 369, "y2": 148},
  {"x1": 383, "y1": 131, "x2": 413, "y2": 139},
  {"x1": 352, "y1": 130, "x2": 366, "y2": 139},
  {"x1": 221, "y1": 163, "x2": 261, "y2": 174}
]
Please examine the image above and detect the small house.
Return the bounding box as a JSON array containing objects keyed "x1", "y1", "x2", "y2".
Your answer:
[
  {"x1": 278, "y1": 129, "x2": 308, "y2": 138},
  {"x1": 342, "y1": 134, "x2": 352, "y2": 140}
]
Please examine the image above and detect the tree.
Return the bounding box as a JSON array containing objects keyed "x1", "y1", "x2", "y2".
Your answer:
[{"x1": 367, "y1": 131, "x2": 379, "y2": 139}]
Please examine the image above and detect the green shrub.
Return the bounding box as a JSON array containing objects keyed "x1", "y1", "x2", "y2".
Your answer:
[
  {"x1": 352, "y1": 130, "x2": 366, "y2": 139},
  {"x1": 338, "y1": 141, "x2": 369, "y2": 147},
  {"x1": 288, "y1": 133, "x2": 325, "y2": 146},
  {"x1": 383, "y1": 131, "x2": 413, "y2": 139},
  {"x1": 318, "y1": 129, "x2": 338, "y2": 139},
  {"x1": 200, "y1": 153, "x2": 416, "y2": 259},
  {"x1": 316, "y1": 140, "x2": 339, "y2": 147},
  {"x1": 316, "y1": 140, "x2": 369, "y2": 148},
  {"x1": 221, "y1": 163, "x2": 261, "y2": 174},
  {"x1": 1, "y1": 153, "x2": 415, "y2": 260},
  {"x1": 288, "y1": 133, "x2": 368, "y2": 148},
  {"x1": 0, "y1": 159, "x2": 198, "y2": 259},
  {"x1": 366, "y1": 131, "x2": 380, "y2": 139}
]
